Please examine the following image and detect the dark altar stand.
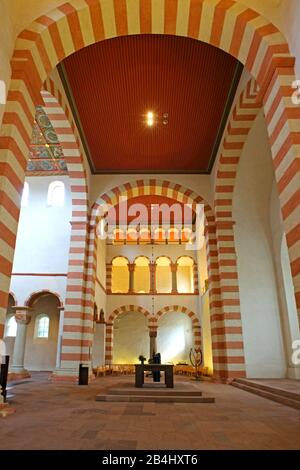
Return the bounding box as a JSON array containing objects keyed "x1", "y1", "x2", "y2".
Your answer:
[{"x1": 135, "y1": 363, "x2": 174, "y2": 388}]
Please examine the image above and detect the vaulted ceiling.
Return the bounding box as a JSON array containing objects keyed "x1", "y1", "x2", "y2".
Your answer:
[{"x1": 60, "y1": 34, "x2": 242, "y2": 174}]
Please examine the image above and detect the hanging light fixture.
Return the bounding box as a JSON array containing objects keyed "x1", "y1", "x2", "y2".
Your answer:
[{"x1": 145, "y1": 111, "x2": 169, "y2": 127}]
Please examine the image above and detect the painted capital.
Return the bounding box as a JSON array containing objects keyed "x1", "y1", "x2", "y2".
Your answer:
[
  {"x1": 171, "y1": 262, "x2": 177, "y2": 273},
  {"x1": 12, "y1": 307, "x2": 32, "y2": 325},
  {"x1": 149, "y1": 328, "x2": 157, "y2": 338}
]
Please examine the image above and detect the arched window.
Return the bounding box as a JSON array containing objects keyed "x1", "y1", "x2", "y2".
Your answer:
[
  {"x1": 35, "y1": 315, "x2": 50, "y2": 338},
  {"x1": 134, "y1": 256, "x2": 150, "y2": 293},
  {"x1": 21, "y1": 182, "x2": 29, "y2": 207},
  {"x1": 156, "y1": 256, "x2": 172, "y2": 293},
  {"x1": 111, "y1": 257, "x2": 129, "y2": 293},
  {"x1": 177, "y1": 257, "x2": 194, "y2": 293},
  {"x1": 5, "y1": 315, "x2": 17, "y2": 337},
  {"x1": 47, "y1": 181, "x2": 65, "y2": 207}
]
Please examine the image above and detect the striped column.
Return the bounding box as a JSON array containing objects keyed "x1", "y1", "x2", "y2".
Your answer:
[
  {"x1": 264, "y1": 67, "x2": 300, "y2": 321},
  {"x1": 214, "y1": 220, "x2": 245, "y2": 380},
  {"x1": 215, "y1": 79, "x2": 260, "y2": 221},
  {"x1": 52, "y1": 221, "x2": 90, "y2": 382},
  {"x1": 204, "y1": 221, "x2": 222, "y2": 377},
  {"x1": 106, "y1": 263, "x2": 112, "y2": 294},
  {"x1": 42, "y1": 91, "x2": 91, "y2": 382},
  {"x1": 0, "y1": 77, "x2": 36, "y2": 339},
  {"x1": 193, "y1": 262, "x2": 199, "y2": 295},
  {"x1": 105, "y1": 322, "x2": 113, "y2": 365},
  {"x1": 192, "y1": 319, "x2": 202, "y2": 350}
]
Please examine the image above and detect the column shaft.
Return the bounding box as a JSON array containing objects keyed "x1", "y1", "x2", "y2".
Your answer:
[{"x1": 10, "y1": 308, "x2": 32, "y2": 379}]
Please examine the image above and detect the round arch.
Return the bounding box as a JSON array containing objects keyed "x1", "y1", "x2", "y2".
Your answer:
[
  {"x1": 0, "y1": 0, "x2": 298, "y2": 378},
  {"x1": 8, "y1": 292, "x2": 17, "y2": 307},
  {"x1": 91, "y1": 178, "x2": 214, "y2": 223},
  {"x1": 156, "y1": 305, "x2": 201, "y2": 349},
  {"x1": 214, "y1": 78, "x2": 261, "y2": 220},
  {"x1": 110, "y1": 255, "x2": 130, "y2": 265},
  {"x1": 105, "y1": 305, "x2": 152, "y2": 364},
  {"x1": 25, "y1": 289, "x2": 64, "y2": 308},
  {"x1": 108, "y1": 305, "x2": 151, "y2": 324},
  {"x1": 88, "y1": 177, "x2": 243, "y2": 379}
]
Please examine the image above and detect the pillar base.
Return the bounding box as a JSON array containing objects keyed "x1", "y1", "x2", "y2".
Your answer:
[
  {"x1": 51, "y1": 367, "x2": 95, "y2": 384},
  {"x1": 287, "y1": 366, "x2": 300, "y2": 380},
  {"x1": 212, "y1": 370, "x2": 246, "y2": 384},
  {"x1": 8, "y1": 368, "x2": 31, "y2": 381},
  {"x1": 51, "y1": 367, "x2": 79, "y2": 384}
]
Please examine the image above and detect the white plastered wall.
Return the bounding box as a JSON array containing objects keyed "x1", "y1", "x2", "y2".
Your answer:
[{"x1": 9, "y1": 175, "x2": 72, "y2": 306}]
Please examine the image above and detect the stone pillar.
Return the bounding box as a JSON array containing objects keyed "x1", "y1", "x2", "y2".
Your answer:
[
  {"x1": 149, "y1": 328, "x2": 157, "y2": 358},
  {"x1": 215, "y1": 220, "x2": 245, "y2": 381},
  {"x1": 106, "y1": 263, "x2": 112, "y2": 294},
  {"x1": 193, "y1": 263, "x2": 199, "y2": 295},
  {"x1": 92, "y1": 315, "x2": 106, "y2": 368},
  {"x1": 9, "y1": 307, "x2": 32, "y2": 379},
  {"x1": 56, "y1": 307, "x2": 64, "y2": 369},
  {"x1": 105, "y1": 322, "x2": 113, "y2": 365},
  {"x1": 171, "y1": 262, "x2": 177, "y2": 294},
  {"x1": 128, "y1": 263, "x2": 135, "y2": 294},
  {"x1": 150, "y1": 263, "x2": 156, "y2": 294}
]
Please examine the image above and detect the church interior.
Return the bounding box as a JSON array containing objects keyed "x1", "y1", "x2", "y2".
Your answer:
[{"x1": 0, "y1": 0, "x2": 300, "y2": 451}]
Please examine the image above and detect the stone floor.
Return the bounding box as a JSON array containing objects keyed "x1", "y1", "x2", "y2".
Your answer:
[{"x1": 0, "y1": 372, "x2": 300, "y2": 450}]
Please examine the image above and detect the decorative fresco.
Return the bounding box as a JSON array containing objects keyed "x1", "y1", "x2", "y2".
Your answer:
[{"x1": 27, "y1": 106, "x2": 68, "y2": 175}]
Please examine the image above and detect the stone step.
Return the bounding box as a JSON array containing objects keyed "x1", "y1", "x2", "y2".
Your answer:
[
  {"x1": 232, "y1": 381, "x2": 300, "y2": 410},
  {"x1": 96, "y1": 394, "x2": 215, "y2": 403},
  {"x1": 233, "y1": 378, "x2": 300, "y2": 402},
  {"x1": 107, "y1": 388, "x2": 202, "y2": 396}
]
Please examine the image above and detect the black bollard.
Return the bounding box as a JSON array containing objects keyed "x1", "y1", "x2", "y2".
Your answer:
[{"x1": 0, "y1": 355, "x2": 10, "y2": 403}]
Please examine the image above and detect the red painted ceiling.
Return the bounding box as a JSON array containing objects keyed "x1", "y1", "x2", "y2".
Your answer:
[{"x1": 62, "y1": 34, "x2": 241, "y2": 173}]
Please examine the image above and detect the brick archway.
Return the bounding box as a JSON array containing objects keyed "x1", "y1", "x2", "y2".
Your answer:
[
  {"x1": 89, "y1": 178, "x2": 244, "y2": 379},
  {"x1": 0, "y1": 0, "x2": 299, "y2": 379},
  {"x1": 155, "y1": 305, "x2": 201, "y2": 350},
  {"x1": 214, "y1": 79, "x2": 261, "y2": 221},
  {"x1": 105, "y1": 305, "x2": 152, "y2": 364}
]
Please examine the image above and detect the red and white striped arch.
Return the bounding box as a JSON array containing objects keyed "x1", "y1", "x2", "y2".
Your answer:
[
  {"x1": 214, "y1": 78, "x2": 261, "y2": 221},
  {"x1": 0, "y1": 0, "x2": 299, "y2": 374},
  {"x1": 156, "y1": 305, "x2": 201, "y2": 350},
  {"x1": 105, "y1": 305, "x2": 152, "y2": 364},
  {"x1": 211, "y1": 79, "x2": 262, "y2": 378},
  {"x1": 90, "y1": 178, "x2": 243, "y2": 379},
  {"x1": 41, "y1": 81, "x2": 92, "y2": 376}
]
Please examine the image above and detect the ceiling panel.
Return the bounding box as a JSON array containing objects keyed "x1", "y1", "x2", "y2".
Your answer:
[{"x1": 61, "y1": 34, "x2": 242, "y2": 174}]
